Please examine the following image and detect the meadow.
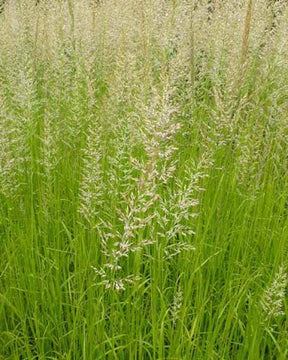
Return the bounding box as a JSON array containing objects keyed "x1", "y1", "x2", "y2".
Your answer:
[{"x1": 0, "y1": 0, "x2": 288, "y2": 359}]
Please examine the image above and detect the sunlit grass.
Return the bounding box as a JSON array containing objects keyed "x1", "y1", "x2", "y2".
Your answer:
[{"x1": 0, "y1": 0, "x2": 288, "y2": 359}]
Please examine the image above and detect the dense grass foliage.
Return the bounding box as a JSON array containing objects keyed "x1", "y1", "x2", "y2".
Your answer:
[{"x1": 0, "y1": 0, "x2": 288, "y2": 359}]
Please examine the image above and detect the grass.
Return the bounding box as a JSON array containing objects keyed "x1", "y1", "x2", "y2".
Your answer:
[{"x1": 0, "y1": 0, "x2": 288, "y2": 359}]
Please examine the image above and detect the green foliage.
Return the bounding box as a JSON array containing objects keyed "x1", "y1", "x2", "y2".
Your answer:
[{"x1": 0, "y1": 0, "x2": 288, "y2": 359}]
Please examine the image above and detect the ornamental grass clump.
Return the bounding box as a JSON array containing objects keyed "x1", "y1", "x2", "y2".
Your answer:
[{"x1": 0, "y1": 0, "x2": 288, "y2": 359}]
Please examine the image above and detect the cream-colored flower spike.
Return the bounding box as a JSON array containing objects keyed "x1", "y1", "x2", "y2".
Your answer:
[{"x1": 261, "y1": 266, "x2": 287, "y2": 321}]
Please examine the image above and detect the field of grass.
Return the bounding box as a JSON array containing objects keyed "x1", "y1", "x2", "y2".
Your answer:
[{"x1": 0, "y1": 0, "x2": 288, "y2": 359}]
